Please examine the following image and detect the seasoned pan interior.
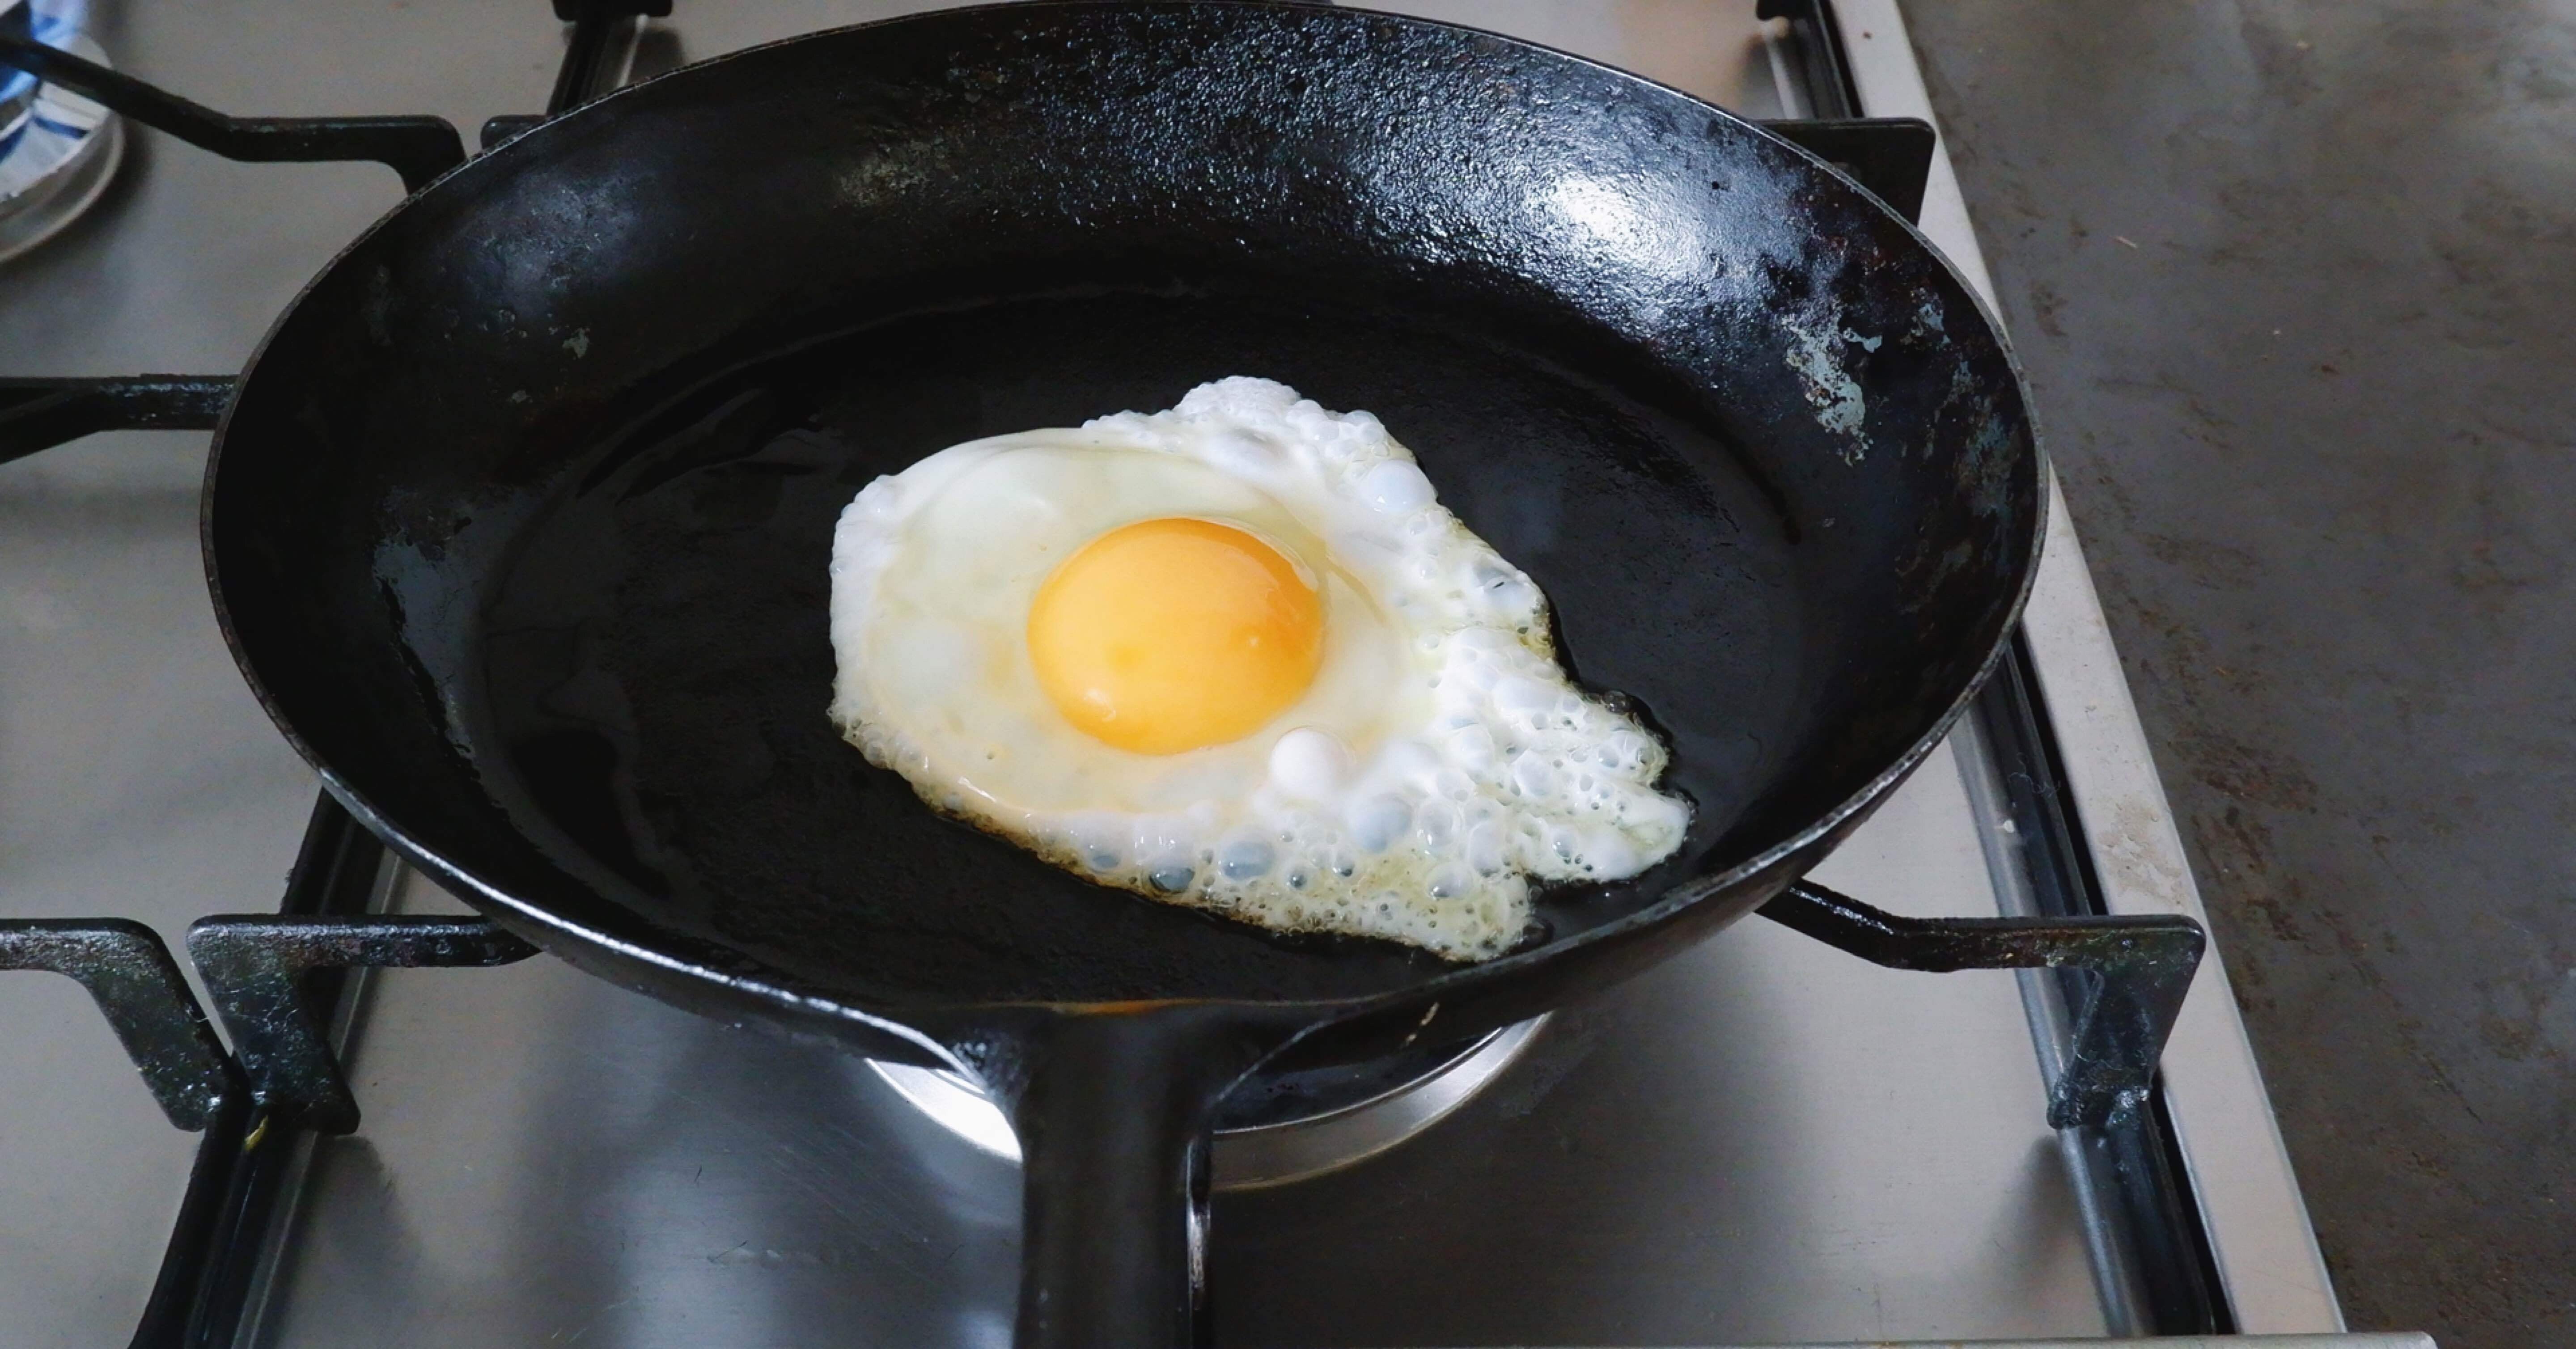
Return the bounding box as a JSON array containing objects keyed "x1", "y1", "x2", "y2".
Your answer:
[{"x1": 208, "y1": 4, "x2": 2037, "y2": 1010}]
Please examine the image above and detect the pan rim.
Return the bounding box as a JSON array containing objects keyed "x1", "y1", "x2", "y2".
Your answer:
[{"x1": 199, "y1": 0, "x2": 2051, "y2": 1039}]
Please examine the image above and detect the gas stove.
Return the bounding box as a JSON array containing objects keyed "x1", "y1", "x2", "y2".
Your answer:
[{"x1": 0, "y1": 3, "x2": 2407, "y2": 1347}]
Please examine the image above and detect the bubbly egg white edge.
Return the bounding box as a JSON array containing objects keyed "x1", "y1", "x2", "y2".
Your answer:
[{"x1": 827, "y1": 377, "x2": 1693, "y2": 962}]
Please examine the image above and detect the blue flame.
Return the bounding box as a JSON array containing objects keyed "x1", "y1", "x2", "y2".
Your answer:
[
  {"x1": 3, "y1": 0, "x2": 91, "y2": 113},
  {"x1": 37, "y1": 0, "x2": 85, "y2": 38}
]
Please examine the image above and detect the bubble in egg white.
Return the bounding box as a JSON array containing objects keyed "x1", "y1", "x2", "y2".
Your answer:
[
  {"x1": 827, "y1": 377, "x2": 1691, "y2": 961},
  {"x1": 1267, "y1": 727, "x2": 1349, "y2": 802},
  {"x1": 1360, "y1": 460, "x2": 1436, "y2": 513}
]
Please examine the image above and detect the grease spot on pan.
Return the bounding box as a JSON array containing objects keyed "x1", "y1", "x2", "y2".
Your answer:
[{"x1": 1783, "y1": 316, "x2": 1874, "y2": 457}]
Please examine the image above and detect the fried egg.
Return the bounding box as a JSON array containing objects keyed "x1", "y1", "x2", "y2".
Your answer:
[{"x1": 827, "y1": 377, "x2": 1688, "y2": 960}]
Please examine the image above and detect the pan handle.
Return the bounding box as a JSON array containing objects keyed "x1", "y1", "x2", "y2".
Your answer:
[
  {"x1": 964, "y1": 1004, "x2": 1301, "y2": 1349},
  {"x1": 0, "y1": 376, "x2": 235, "y2": 463}
]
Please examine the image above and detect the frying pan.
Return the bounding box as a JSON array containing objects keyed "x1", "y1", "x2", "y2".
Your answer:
[{"x1": 200, "y1": 4, "x2": 2042, "y2": 1344}]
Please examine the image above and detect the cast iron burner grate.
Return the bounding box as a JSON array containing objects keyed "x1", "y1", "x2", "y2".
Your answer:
[{"x1": 0, "y1": 4, "x2": 2223, "y2": 1345}]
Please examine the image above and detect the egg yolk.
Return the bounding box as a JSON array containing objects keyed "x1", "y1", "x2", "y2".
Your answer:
[{"x1": 1027, "y1": 517, "x2": 1324, "y2": 755}]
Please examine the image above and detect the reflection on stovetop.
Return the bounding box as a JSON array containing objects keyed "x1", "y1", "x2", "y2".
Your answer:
[{"x1": 243, "y1": 785, "x2": 2104, "y2": 1349}]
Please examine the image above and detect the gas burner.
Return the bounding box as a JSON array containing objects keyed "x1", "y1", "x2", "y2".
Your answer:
[
  {"x1": 871, "y1": 1016, "x2": 1550, "y2": 1188},
  {"x1": 0, "y1": 25, "x2": 119, "y2": 264}
]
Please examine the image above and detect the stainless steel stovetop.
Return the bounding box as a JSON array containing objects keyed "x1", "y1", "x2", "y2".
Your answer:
[{"x1": 0, "y1": 3, "x2": 2400, "y2": 1346}]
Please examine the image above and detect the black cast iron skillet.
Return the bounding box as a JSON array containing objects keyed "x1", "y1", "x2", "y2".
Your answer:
[{"x1": 202, "y1": 4, "x2": 2042, "y2": 1344}]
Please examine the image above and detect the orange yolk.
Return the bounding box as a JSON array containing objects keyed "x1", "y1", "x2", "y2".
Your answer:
[{"x1": 1026, "y1": 517, "x2": 1324, "y2": 755}]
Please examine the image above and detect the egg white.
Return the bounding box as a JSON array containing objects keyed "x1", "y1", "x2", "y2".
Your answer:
[{"x1": 828, "y1": 377, "x2": 1689, "y2": 960}]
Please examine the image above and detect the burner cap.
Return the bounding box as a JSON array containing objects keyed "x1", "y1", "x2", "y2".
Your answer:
[
  {"x1": 0, "y1": 29, "x2": 123, "y2": 264},
  {"x1": 870, "y1": 1014, "x2": 1547, "y2": 1189}
]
